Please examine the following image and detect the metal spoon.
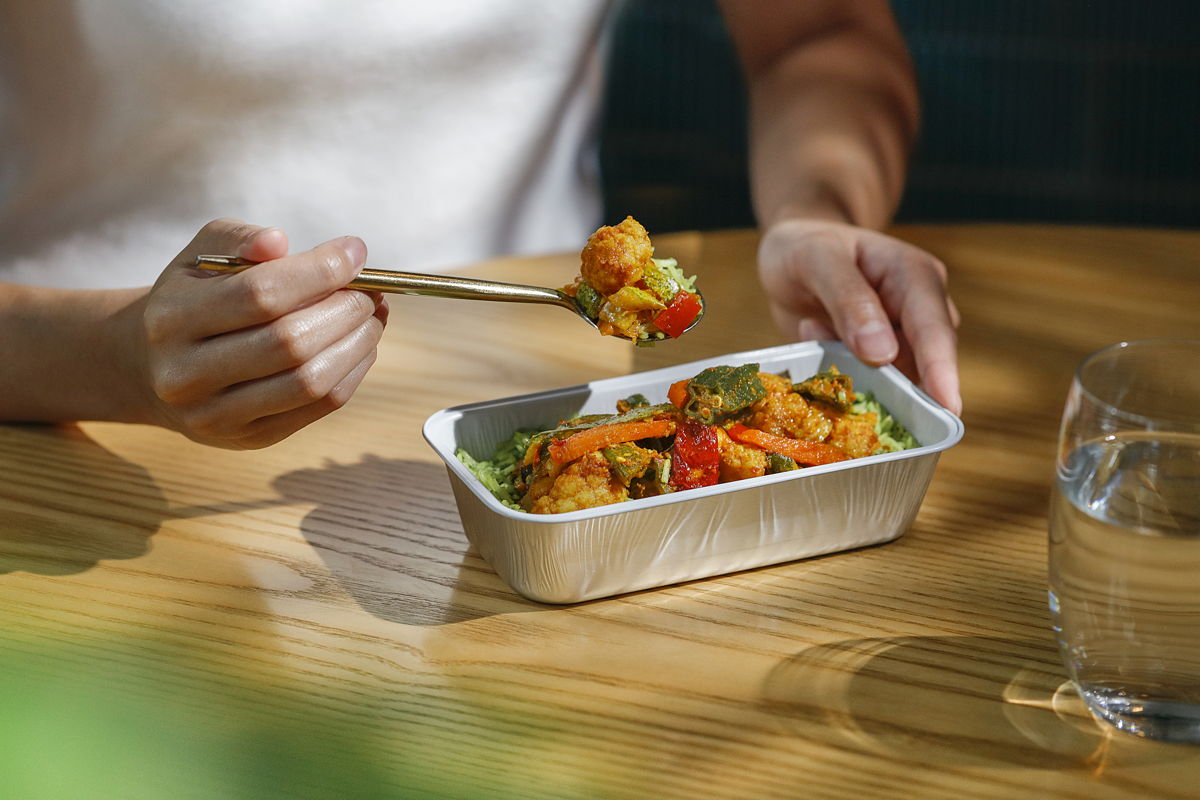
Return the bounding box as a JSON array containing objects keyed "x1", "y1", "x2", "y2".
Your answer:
[{"x1": 193, "y1": 255, "x2": 705, "y2": 340}]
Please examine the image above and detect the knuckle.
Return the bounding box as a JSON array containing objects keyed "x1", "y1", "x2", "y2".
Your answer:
[
  {"x1": 844, "y1": 298, "x2": 884, "y2": 327},
  {"x1": 268, "y1": 318, "x2": 313, "y2": 365},
  {"x1": 200, "y1": 217, "x2": 253, "y2": 243},
  {"x1": 367, "y1": 316, "x2": 386, "y2": 344},
  {"x1": 141, "y1": 302, "x2": 175, "y2": 346},
  {"x1": 910, "y1": 318, "x2": 957, "y2": 348},
  {"x1": 317, "y1": 248, "x2": 353, "y2": 287},
  {"x1": 348, "y1": 289, "x2": 377, "y2": 318},
  {"x1": 910, "y1": 254, "x2": 948, "y2": 286},
  {"x1": 149, "y1": 375, "x2": 185, "y2": 406},
  {"x1": 325, "y1": 352, "x2": 374, "y2": 411},
  {"x1": 199, "y1": 217, "x2": 233, "y2": 237},
  {"x1": 291, "y1": 362, "x2": 331, "y2": 403},
  {"x1": 240, "y1": 272, "x2": 285, "y2": 318},
  {"x1": 148, "y1": 368, "x2": 197, "y2": 407},
  {"x1": 324, "y1": 382, "x2": 354, "y2": 411},
  {"x1": 905, "y1": 252, "x2": 948, "y2": 285}
]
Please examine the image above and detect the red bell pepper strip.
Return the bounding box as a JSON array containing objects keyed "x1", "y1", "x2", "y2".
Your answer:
[
  {"x1": 670, "y1": 418, "x2": 720, "y2": 490},
  {"x1": 726, "y1": 423, "x2": 849, "y2": 466},
  {"x1": 654, "y1": 290, "x2": 703, "y2": 338}
]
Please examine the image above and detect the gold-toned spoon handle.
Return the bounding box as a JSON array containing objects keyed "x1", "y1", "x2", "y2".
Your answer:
[{"x1": 194, "y1": 255, "x2": 576, "y2": 308}]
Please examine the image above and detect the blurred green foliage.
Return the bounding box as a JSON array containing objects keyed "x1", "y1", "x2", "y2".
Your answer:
[{"x1": 0, "y1": 636, "x2": 514, "y2": 800}]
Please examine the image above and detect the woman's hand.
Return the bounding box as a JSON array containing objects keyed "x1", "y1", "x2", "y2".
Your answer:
[
  {"x1": 125, "y1": 218, "x2": 389, "y2": 448},
  {"x1": 757, "y1": 218, "x2": 961, "y2": 415}
]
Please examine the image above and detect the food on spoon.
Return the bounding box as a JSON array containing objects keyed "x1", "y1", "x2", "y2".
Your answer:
[
  {"x1": 457, "y1": 365, "x2": 918, "y2": 515},
  {"x1": 562, "y1": 216, "x2": 703, "y2": 344}
]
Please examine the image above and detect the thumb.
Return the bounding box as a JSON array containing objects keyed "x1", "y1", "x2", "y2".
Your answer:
[
  {"x1": 174, "y1": 218, "x2": 289, "y2": 270},
  {"x1": 237, "y1": 226, "x2": 288, "y2": 263}
]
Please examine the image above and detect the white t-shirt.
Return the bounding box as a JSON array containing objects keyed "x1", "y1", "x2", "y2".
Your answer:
[{"x1": 0, "y1": 0, "x2": 613, "y2": 288}]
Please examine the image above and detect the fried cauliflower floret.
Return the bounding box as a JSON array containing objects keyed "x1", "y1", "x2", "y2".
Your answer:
[
  {"x1": 744, "y1": 390, "x2": 833, "y2": 442},
  {"x1": 715, "y1": 427, "x2": 767, "y2": 482},
  {"x1": 826, "y1": 410, "x2": 880, "y2": 459},
  {"x1": 758, "y1": 372, "x2": 793, "y2": 395},
  {"x1": 579, "y1": 216, "x2": 652, "y2": 296},
  {"x1": 528, "y1": 451, "x2": 628, "y2": 514}
]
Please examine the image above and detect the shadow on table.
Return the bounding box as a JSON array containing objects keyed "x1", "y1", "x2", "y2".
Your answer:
[
  {"x1": 0, "y1": 425, "x2": 162, "y2": 576},
  {"x1": 760, "y1": 634, "x2": 1189, "y2": 772},
  {"x1": 0, "y1": 425, "x2": 536, "y2": 622},
  {"x1": 279, "y1": 455, "x2": 540, "y2": 626}
]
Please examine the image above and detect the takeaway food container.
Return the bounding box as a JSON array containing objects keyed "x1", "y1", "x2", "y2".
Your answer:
[{"x1": 423, "y1": 341, "x2": 963, "y2": 603}]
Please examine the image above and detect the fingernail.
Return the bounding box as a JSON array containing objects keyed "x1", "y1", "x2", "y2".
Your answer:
[
  {"x1": 935, "y1": 387, "x2": 963, "y2": 417},
  {"x1": 933, "y1": 378, "x2": 963, "y2": 417},
  {"x1": 854, "y1": 322, "x2": 897, "y2": 364},
  {"x1": 340, "y1": 236, "x2": 367, "y2": 268}
]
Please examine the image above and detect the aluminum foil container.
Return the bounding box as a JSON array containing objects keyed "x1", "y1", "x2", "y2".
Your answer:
[{"x1": 423, "y1": 341, "x2": 963, "y2": 603}]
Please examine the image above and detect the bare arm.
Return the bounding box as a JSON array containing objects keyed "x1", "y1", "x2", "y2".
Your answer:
[
  {"x1": 719, "y1": 0, "x2": 918, "y2": 227},
  {"x1": 719, "y1": 0, "x2": 961, "y2": 415},
  {"x1": 0, "y1": 284, "x2": 151, "y2": 422},
  {"x1": 0, "y1": 220, "x2": 389, "y2": 448}
]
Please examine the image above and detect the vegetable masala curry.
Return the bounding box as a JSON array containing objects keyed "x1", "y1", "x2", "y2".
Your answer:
[{"x1": 458, "y1": 363, "x2": 917, "y2": 515}]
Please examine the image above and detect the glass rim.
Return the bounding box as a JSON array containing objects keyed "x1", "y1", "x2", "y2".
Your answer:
[{"x1": 1074, "y1": 338, "x2": 1200, "y2": 430}]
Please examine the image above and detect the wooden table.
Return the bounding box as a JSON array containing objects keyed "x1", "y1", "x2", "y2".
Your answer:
[{"x1": 3, "y1": 224, "x2": 1200, "y2": 798}]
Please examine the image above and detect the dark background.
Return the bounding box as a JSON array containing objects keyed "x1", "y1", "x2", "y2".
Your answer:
[{"x1": 599, "y1": 0, "x2": 1200, "y2": 232}]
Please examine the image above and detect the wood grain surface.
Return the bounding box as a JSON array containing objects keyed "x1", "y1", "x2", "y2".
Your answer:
[{"x1": 3, "y1": 224, "x2": 1200, "y2": 799}]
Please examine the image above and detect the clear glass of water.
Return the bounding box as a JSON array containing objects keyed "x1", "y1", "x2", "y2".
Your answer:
[{"x1": 1049, "y1": 339, "x2": 1200, "y2": 742}]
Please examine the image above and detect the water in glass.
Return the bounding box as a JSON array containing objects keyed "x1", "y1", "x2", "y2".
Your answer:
[{"x1": 1049, "y1": 430, "x2": 1200, "y2": 741}]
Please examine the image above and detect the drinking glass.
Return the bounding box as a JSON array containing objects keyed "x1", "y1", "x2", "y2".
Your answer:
[{"x1": 1049, "y1": 339, "x2": 1200, "y2": 742}]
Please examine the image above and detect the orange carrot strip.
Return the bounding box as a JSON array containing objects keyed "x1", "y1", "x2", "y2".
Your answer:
[
  {"x1": 547, "y1": 419, "x2": 675, "y2": 464},
  {"x1": 667, "y1": 379, "x2": 690, "y2": 409},
  {"x1": 726, "y1": 423, "x2": 849, "y2": 466}
]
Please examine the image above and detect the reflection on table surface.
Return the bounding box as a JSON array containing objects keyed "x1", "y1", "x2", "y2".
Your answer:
[{"x1": 3, "y1": 224, "x2": 1200, "y2": 799}]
